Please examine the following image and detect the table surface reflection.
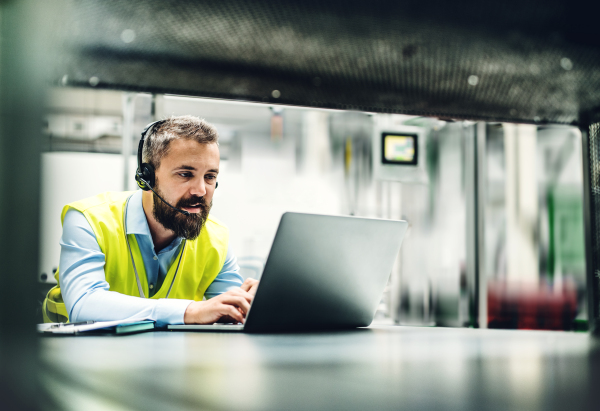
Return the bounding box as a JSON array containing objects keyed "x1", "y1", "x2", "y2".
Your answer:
[{"x1": 40, "y1": 325, "x2": 600, "y2": 411}]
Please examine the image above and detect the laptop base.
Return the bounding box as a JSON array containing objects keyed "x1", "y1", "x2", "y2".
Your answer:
[{"x1": 168, "y1": 324, "x2": 244, "y2": 332}]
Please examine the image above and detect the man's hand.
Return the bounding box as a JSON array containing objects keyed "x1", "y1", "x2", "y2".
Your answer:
[
  {"x1": 240, "y1": 278, "x2": 259, "y2": 296},
  {"x1": 184, "y1": 288, "x2": 253, "y2": 324}
]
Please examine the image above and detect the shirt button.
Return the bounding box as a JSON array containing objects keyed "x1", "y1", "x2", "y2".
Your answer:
[
  {"x1": 153, "y1": 256, "x2": 158, "y2": 260},
  {"x1": 149, "y1": 284, "x2": 154, "y2": 289}
]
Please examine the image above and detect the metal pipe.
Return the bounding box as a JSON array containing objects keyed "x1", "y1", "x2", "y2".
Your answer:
[
  {"x1": 464, "y1": 122, "x2": 478, "y2": 327},
  {"x1": 476, "y1": 122, "x2": 487, "y2": 328},
  {"x1": 581, "y1": 122, "x2": 599, "y2": 335},
  {"x1": 122, "y1": 93, "x2": 135, "y2": 191}
]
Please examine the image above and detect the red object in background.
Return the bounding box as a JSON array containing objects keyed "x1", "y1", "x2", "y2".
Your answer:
[
  {"x1": 270, "y1": 113, "x2": 283, "y2": 141},
  {"x1": 487, "y1": 279, "x2": 578, "y2": 330}
]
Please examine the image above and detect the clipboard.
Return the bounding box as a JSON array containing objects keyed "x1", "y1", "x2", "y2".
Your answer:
[{"x1": 38, "y1": 318, "x2": 155, "y2": 335}]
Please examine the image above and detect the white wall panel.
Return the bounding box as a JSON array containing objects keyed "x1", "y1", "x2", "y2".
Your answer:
[{"x1": 39, "y1": 152, "x2": 138, "y2": 282}]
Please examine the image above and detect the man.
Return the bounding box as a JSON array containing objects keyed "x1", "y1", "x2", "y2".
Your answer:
[{"x1": 43, "y1": 115, "x2": 257, "y2": 325}]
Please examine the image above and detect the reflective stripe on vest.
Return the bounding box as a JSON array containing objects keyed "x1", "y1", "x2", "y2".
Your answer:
[{"x1": 43, "y1": 191, "x2": 229, "y2": 323}]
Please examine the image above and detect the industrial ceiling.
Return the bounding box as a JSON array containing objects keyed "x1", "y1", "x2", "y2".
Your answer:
[{"x1": 56, "y1": 0, "x2": 600, "y2": 125}]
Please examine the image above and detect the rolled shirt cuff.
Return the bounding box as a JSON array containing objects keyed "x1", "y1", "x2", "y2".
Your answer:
[{"x1": 154, "y1": 298, "x2": 194, "y2": 326}]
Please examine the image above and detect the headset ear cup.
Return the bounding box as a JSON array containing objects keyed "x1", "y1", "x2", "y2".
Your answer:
[
  {"x1": 135, "y1": 163, "x2": 155, "y2": 191},
  {"x1": 216, "y1": 181, "x2": 219, "y2": 189},
  {"x1": 135, "y1": 169, "x2": 148, "y2": 190},
  {"x1": 142, "y1": 163, "x2": 155, "y2": 189},
  {"x1": 136, "y1": 120, "x2": 165, "y2": 191}
]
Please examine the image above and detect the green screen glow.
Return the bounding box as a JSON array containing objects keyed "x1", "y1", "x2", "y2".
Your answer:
[{"x1": 384, "y1": 135, "x2": 415, "y2": 162}]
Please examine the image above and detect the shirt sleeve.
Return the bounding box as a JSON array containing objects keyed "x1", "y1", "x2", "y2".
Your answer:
[
  {"x1": 204, "y1": 246, "x2": 244, "y2": 299},
  {"x1": 59, "y1": 209, "x2": 193, "y2": 326}
]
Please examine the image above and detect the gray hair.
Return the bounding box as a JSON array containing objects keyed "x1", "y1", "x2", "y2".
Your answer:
[{"x1": 142, "y1": 115, "x2": 219, "y2": 170}]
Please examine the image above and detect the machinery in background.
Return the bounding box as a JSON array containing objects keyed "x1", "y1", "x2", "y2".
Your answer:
[{"x1": 372, "y1": 116, "x2": 428, "y2": 184}]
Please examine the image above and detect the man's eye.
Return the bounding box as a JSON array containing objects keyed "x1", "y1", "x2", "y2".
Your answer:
[
  {"x1": 179, "y1": 173, "x2": 192, "y2": 178},
  {"x1": 205, "y1": 175, "x2": 216, "y2": 180}
]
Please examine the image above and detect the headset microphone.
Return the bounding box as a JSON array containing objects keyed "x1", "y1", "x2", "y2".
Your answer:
[{"x1": 138, "y1": 176, "x2": 191, "y2": 216}]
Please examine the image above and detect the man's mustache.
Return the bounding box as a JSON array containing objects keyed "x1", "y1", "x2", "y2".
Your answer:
[{"x1": 176, "y1": 196, "x2": 207, "y2": 209}]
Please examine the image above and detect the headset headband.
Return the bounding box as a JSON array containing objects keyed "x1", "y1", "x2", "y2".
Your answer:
[{"x1": 138, "y1": 120, "x2": 165, "y2": 171}]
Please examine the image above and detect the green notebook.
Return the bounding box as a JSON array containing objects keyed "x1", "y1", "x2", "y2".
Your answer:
[{"x1": 112, "y1": 321, "x2": 155, "y2": 335}]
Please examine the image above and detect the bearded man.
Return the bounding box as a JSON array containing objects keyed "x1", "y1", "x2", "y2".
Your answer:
[{"x1": 43, "y1": 115, "x2": 257, "y2": 326}]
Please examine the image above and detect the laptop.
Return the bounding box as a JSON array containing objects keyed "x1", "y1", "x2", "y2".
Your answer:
[{"x1": 168, "y1": 212, "x2": 407, "y2": 332}]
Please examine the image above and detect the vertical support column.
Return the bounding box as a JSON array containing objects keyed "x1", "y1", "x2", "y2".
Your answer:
[
  {"x1": 389, "y1": 181, "x2": 403, "y2": 322},
  {"x1": 464, "y1": 122, "x2": 479, "y2": 327},
  {"x1": 582, "y1": 121, "x2": 600, "y2": 335},
  {"x1": 301, "y1": 111, "x2": 330, "y2": 174},
  {"x1": 465, "y1": 122, "x2": 488, "y2": 328},
  {"x1": 504, "y1": 124, "x2": 539, "y2": 283},
  {"x1": 476, "y1": 122, "x2": 488, "y2": 328},
  {"x1": 122, "y1": 93, "x2": 135, "y2": 191},
  {"x1": 154, "y1": 94, "x2": 166, "y2": 121}
]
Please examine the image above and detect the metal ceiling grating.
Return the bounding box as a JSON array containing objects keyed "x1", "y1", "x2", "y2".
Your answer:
[{"x1": 54, "y1": 0, "x2": 600, "y2": 125}]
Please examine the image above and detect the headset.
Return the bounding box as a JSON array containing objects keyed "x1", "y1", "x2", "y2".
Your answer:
[{"x1": 135, "y1": 120, "x2": 218, "y2": 216}]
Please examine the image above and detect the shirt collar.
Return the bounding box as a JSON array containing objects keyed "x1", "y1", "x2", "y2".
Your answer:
[
  {"x1": 125, "y1": 190, "x2": 184, "y2": 251},
  {"x1": 126, "y1": 190, "x2": 152, "y2": 236}
]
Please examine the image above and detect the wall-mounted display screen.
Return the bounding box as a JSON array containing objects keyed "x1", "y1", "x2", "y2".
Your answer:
[{"x1": 381, "y1": 133, "x2": 418, "y2": 165}]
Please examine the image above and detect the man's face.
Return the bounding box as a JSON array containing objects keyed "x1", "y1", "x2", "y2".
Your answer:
[{"x1": 152, "y1": 139, "x2": 220, "y2": 240}]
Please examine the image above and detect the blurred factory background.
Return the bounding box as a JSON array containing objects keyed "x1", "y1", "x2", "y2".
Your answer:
[
  {"x1": 38, "y1": 87, "x2": 586, "y2": 331},
  {"x1": 2, "y1": 1, "x2": 599, "y2": 410}
]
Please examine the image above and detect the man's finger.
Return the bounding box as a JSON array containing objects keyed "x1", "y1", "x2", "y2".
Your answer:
[
  {"x1": 240, "y1": 278, "x2": 257, "y2": 291},
  {"x1": 227, "y1": 288, "x2": 254, "y2": 302},
  {"x1": 221, "y1": 304, "x2": 244, "y2": 323},
  {"x1": 219, "y1": 295, "x2": 251, "y2": 314},
  {"x1": 247, "y1": 282, "x2": 259, "y2": 296}
]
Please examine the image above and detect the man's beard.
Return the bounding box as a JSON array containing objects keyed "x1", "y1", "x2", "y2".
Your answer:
[{"x1": 152, "y1": 185, "x2": 211, "y2": 240}]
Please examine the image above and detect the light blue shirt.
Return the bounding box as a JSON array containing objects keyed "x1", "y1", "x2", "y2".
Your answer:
[{"x1": 59, "y1": 190, "x2": 243, "y2": 326}]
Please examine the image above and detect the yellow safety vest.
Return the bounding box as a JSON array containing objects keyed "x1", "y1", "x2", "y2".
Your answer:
[{"x1": 43, "y1": 191, "x2": 229, "y2": 323}]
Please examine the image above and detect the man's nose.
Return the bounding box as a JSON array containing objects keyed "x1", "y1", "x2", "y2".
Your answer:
[{"x1": 190, "y1": 178, "x2": 206, "y2": 197}]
